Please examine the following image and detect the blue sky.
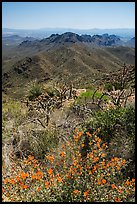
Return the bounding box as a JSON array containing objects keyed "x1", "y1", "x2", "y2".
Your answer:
[{"x1": 2, "y1": 2, "x2": 135, "y2": 29}]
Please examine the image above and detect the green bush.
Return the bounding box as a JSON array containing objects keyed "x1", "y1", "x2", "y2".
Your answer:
[
  {"x1": 28, "y1": 129, "x2": 59, "y2": 159},
  {"x1": 45, "y1": 86, "x2": 60, "y2": 97},
  {"x1": 84, "y1": 106, "x2": 135, "y2": 143},
  {"x1": 76, "y1": 90, "x2": 109, "y2": 105},
  {"x1": 28, "y1": 84, "x2": 43, "y2": 101},
  {"x1": 104, "y1": 82, "x2": 113, "y2": 91}
]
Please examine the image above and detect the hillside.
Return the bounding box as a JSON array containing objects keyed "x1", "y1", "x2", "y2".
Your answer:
[{"x1": 2, "y1": 40, "x2": 135, "y2": 99}]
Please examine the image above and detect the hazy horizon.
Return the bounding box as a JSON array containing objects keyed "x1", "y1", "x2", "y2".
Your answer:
[{"x1": 3, "y1": 27, "x2": 135, "y2": 30}]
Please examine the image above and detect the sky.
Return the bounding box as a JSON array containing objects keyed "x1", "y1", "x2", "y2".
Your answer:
[{"x1": 2, "y1": 2, "x2": 135, "y2": 30}]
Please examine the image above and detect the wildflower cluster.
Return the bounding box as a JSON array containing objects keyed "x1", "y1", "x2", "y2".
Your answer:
[{"x1": 2, "y1": 129, "x2": 135, "y2": 202}]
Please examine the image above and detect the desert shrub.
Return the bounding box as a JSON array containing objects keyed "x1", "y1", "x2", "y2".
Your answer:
[
  {"x1": 112, "y1": 81, "x2": 123, "y2": 90},
  {"x1": 104, "y1": 81, "x2": 126, "y2": 91},
  {"x1": 85, "y1": 84, "x2": 94, "y2": 90},
  {"x1": 104, "y1": 82, "x2": 114, "y2": 91},
  {"x1": 5, "y1": 127, "x2": 59, "y2": 160},
  {"x1": 45, "y1": 86, "x2": 60, "y2": 97},
  {"x1": 2, "y1": 99, "x2": 26, "y2": 120},
  {"x1": 2, "y1": 99, "x2": 27, "y2": 144},
  {"x1": 76, "y1": 90, "x2": 109, "y2": 105},
  {"x1": 28, "y1": 83, "x2": 43, "y2": 101},
  {"x1": 27, "y1": 129, "x2": 59, "y2": 159},
  {"x1": 2, "y1": 129, "x2": 135, "y2": 202},
  {"x1": 85, "y1": 106, "x2": 135, "y2": 142}
]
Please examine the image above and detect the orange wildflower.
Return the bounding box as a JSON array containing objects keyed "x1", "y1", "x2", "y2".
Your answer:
[
  {"x1": 4, "y1": 178, "x2": 9, "y2": 184},
  {"x1": 21, "y1": 172, "x2": 27, "y2": 179},
  {"x1": 88, "y1": 170, "x2": 92, "y2": 175},
  {"x1": 106, "y1": 161, "x2": 111, "y2": 167},
  {"x1": 31, "y1": 175, "x2": 36, "y2": 180},
  {"x1": 36, "y1": 171, "x2": 43, "y2": 179},
  {"x1": 92, "y1": 165, "x2": 97, "y2": 172},
  {"x1": 46, "y1": 155, "x2": 54, "y2": 162},
  {"x1": 37, "y1": 187, "x2": 41, "y2": 191},
  {"x1": 20, "y1": 181, "x2": 23, "y2": 185},
  {"x1": 28, "y1": 155, "x2": 34, "y2": 161},
  {"x1": 101, "y1": 153, "x2": 105, "y2": 158},
  {"x1": 111, "y1": 184, "x2": 117, "y2": 189},
  {"x1": 97, "y1": 142, "x2": 100, "y2": 148},
  {"x1": 114, "y1": 157, "x2": 119, "y2": 161},
  {"x1": 45, "y1": 181, "x2": 50, "y2": 188},
  {"x1": 121, "y1": 159, "x2": 126, "y2": 165},
  {"x1": 97, "y1": 180, "x2": 101, "y2": 185},
  {"x1": 86, "y1": 132, "x2": 92, "y2": 137},
  {"x1": 132, "y1": 178, "x2": 135, "y2": 182},
  {"x1": 57, "y1": 176, "x2": 63, "y2": 183},
  {"x1": 83, "y1": 190, "x2": 89, "y2": 197},
  {"x1": 78, "y1": 131, "x2": 83, "y2": 137},
  {"x1": 23, "y1": 185, "x2": 28, "y2": 189},
  {"x1": 101, "y1": 161, "x2": 105, "y2": 165},
  {"x1": 21, "y1": 172, "x2": 29, "y2": 179},
  {"x1": 60, "y1": 151, "x2": 65, "y2": 157},
  {"x1": 73, "y1": 189, "x2": 79, "y2": 194},
  {"x1": 73, "y1": 161, "x2": 78, "y2": 166},
  {"x1": 111, "y1": 158, "x2": 115, "y2": 162},
  {"x1": 36, "y1": 171, "x2": 43, "y2": 176},
  {"x1": 9, "y1": 179, "x2": 15, "y2": 185},
  {"x1": 117, "y1": 166, "x2": 120, "y2": 171},
  {"x1": 79, "y1": 166, "x2": 82, "y2": 171},
  {"x1": 33, "y1": 159, "x2": 38, "y2": 163},
  {"x1": 66, "y1": 174, "x2": 71, "y2": 179},
  {"x1": 26, "y1": 172, "x2": 29, "y2": 177},
  {"x1": 81, "y1": 143, "x2": 85, "y2": 147},
  {"x1": 16, "y1": 176, "x2": 20, "y2": 181},
  {"x1": 93, "y1": 157, "x2": 99, "y2": 162},
  {"x1": 89, "y1": 153, "x2": 93, "y2": 158},
  {"x1": 125, "y1": 180, "x2": 130, "y2": 185},
  {"x1": 89, "y1": 142, "x2": 92, "y2": 145},
  {"x1": 48, "y1": 168, "x2": 53, "y2": 175},
  {"x1": 102, "y1": 179, "x2": 107, "y2": 184},
  {"x1": 118, "y1": 189, "x2": 123, "y2": 193},
  {"x1": 115, "y1": 197, "x2": 121, "y2": 202}
]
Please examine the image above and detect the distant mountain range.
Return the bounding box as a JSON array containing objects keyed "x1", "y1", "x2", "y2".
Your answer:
[
  {"x1": 2, "y1": 27, "x2": 135, "y2": 40},
  {"x1": 2, "y1": 35, "x2": 36, "y2": 46},
  {"x1": 18, "y1": 32, "x2": 135, "y2": 49}
]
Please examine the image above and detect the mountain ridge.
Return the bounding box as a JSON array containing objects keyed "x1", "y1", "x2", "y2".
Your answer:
[{"x1": 18, "y1": 32, "x2": 134, "y2": 49}]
